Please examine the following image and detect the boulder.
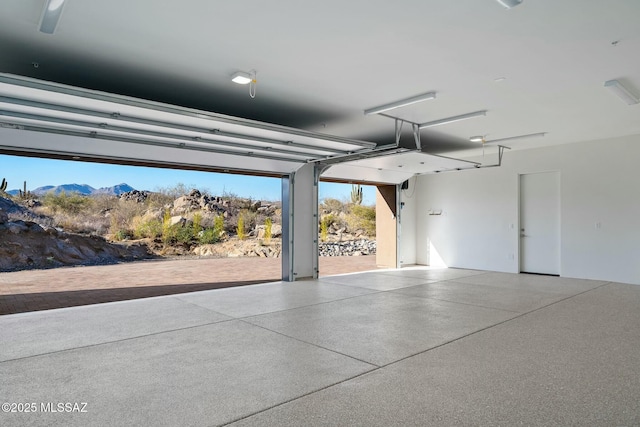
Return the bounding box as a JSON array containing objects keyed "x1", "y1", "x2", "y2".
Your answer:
[
  {"x1": 271, "y1": 224, "x2": 282, "y2": 237},
  {"x1": 0, "y1": 208, "x2": 8, "y2": 224},
  {"x1": 169, "y1": 216, "x2": 186, "y2": 227},
  {"x1": 172, "y1": 196, "x2": 200, "y2": 214}
]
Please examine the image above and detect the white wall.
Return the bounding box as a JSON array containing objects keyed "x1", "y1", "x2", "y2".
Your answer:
[
  {"x1": 414, "y1": 134, "x2": 640, "y2": 285},
  {"x1": 399, "y1": 177, "x2": 418, "y2": 266}
]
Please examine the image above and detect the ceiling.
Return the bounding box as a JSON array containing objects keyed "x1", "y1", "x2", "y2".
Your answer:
[{"x1": 0, "y1": 0, "x2": 639, "y2": 163}]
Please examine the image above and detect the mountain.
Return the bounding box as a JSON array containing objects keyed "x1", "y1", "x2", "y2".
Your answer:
[
  {"x1": 94, "y1": 183, "x2": 135, "y2": 195},
  {"x1": 7, "y1": 183, "x2": 136, "y2": 196},
  {"x1": 32, "y1": 184, "x2": 96, "y2": 196}
]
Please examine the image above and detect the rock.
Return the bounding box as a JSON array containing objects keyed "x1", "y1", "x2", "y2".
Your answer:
[
  {"x1": 0, "y1": 208, "x2": 8, "y2": 224},
  {"x1": 192, "y1": 245, "x2": 216, "y2": 256},
  {"x1": 169, "y1": 216, "x2": 186, "y2": 227},
  {"x1": 172, "y1": 196, "x2": 197, "y2": 213},
  {"x1": 25, "y1": 199, "x2": 41, "y2": 208},
  {"x1": 318, "y1": 239, "x2": 376, "y2": 257},
  {"x1": 8, "y1": 222, "x2": 28, "y2": 234},
  {"x1": 119, "y1": 190, "x2": 149, "y2": 203},
  {"x1": 271, "y1": 224, "x2": 282, "y2": 237},
  {"x1": 251, "y1": 200, "x2": 261, "y2": 211}
]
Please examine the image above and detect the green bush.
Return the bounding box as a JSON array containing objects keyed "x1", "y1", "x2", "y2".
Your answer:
[
  {"x1": 134, "y1": 218, "x2": 163, "y2": 239},
  {"x1": 43, "y1": 191, "x2": 92, "y2": 214},
  {"x1": 320, "y1": 217, "x2": 329, "y2": 242},
  {"x1": 347, "y1": 204, "x2": 376, "y2": 236},
  {"x1": 264, "y1": 217, "x2": 272, "y2": 243},
  {"x1": 112, "y1": 229, "x2": 132, "y2": 241},
  {"x1": 199, "y1": 228, "x2": 219, "y2": 244},
  {"x1": 237, "y1": 214, "x2": 246, "y2": 240},
  {"x1": 192, "y1": 212, "x2": 202, "y2": 236}
]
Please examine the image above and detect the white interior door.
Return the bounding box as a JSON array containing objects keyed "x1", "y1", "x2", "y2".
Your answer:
[{"x1": 520, "y1": 172, "x2": 560, "y2": 275}]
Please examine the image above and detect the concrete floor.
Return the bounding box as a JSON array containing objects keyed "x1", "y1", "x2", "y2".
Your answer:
[{"x1": 1, "y1": 267, "x2": 639, "y2": 426}]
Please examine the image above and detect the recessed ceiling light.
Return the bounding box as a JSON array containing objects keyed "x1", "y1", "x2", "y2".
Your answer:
[
  {"x1": 470, "y1": 135, "x2": 485, "y2": 143},
  {"x1": 494, "y1": 77, "x2": 506, "y2": 82},
  {"x1": 231, "y1": 71, "x2": 252, "y2": 85},
  {"x1": 496, "y1": 0, "x2": 523, "y2": 8}
]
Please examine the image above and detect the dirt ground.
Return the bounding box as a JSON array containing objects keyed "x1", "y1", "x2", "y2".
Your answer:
[{"x1": 0, "y1": 255, "x2": 379, "y2": 315}]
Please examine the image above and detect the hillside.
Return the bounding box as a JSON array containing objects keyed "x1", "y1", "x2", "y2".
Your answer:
[
  {"x1": 0, "y1": 187, "x2": 376, "y2": 272},
  {"x1": 7, "y1": 183, "x2": 135, "y2": 196}
]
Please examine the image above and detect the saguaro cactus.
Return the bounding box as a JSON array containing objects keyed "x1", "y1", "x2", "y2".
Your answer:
[
  {"x1": 350, "y1": 184, "x2": 363, "y2": 205},
  {"x1": 18, "y1": 181, "x2": 33, "y2": 199},
  {"x1": 0, "y1": 178, "x2": 7, "y2": 193}
]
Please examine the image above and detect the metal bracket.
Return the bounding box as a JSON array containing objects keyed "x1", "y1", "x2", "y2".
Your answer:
[
  {"x1": 412, "y1": 123, "x2": 421, "y2": 150},
  {"x1": 395, "y1": 119, "x2": 404, "y2": 146}
]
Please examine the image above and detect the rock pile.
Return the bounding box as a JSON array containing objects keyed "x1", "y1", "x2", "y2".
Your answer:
[
  {"x1": 193, "y1": 241, "x2": 282, "y2": 258},
  {"x1": 171, "y1": 189, "x2": 278, "y2": 217},
  {"x1": 119, "y1": 190, "x2": 149, "y2": 203},
  {"x1": 319, "y1": 239, "x2": 376, "y2": 257}
]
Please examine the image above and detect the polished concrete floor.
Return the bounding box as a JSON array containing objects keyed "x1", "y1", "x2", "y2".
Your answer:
[{"x1": 1, "y1": 268, "x2": 639, "y2": 426}]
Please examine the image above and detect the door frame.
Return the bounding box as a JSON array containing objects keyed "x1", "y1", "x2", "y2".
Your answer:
[{"x1": 518, "y1": 170, "x2": 561, "y2": 275}]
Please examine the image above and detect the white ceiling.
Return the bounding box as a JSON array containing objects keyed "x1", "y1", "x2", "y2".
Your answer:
[{"x1": 1, "y1": 0, "x2": 639, "y2": 161}]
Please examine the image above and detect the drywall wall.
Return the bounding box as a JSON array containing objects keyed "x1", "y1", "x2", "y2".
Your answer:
[{"x1": 414, "y1": 134, "x2": 640, "y2": 285}]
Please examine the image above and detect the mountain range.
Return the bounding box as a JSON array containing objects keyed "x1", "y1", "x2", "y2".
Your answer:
[{"x1": 6, "y1": 183, "x2": 135, "y2": 196}]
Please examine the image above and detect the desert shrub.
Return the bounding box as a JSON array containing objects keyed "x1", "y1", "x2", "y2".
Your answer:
[
  {"x1": 264, "y1": 217, "x2": 272, "y2": 243},
  {"x1": 321, "y1": 197, "x2": 346, "y2": 214},
  {"x1": 92, "y1": 194, "x2": 118, "y2": 213},
  {"x1": 112, "y1": 228, "x2": 133, "y2": 241},
  {"x1": 192, "y1": 212, "x2": 202, "y2": 236},
  {"x1": 109, "y1": 199, "x2": 147, "y2": 237},
  {"x1": 145, "y1": 191, "x2": 175, "y2": 209},
  {"x1": 155, "y1": 183, "x2": 190, "y2": 199},
  {"x1": 237, "y1": 214, "x2": 246, "y2": 240},
  {"x1": 43, "y1": 191, "x2": 92, "y2": 214},
  {"x1": 214, "y1": 215, "x2": 224, "y2": 238},
  {"x1": 347, "y1": 204, "x2": 376, "y2": 236},
  {"x1": 174, "y1": 225, "x2": 194, "y2": 244},
  {"x1": 197, "y1": 214, "x2": 225, "y2": 244},
  {"x1": 320, "y1": 217, "x2": 329, "y2": 242},
  {"x1": 162, "y1": 209, "x2": 175, "y2": 244},
  {"x1": 134, "y1": 217, "x2": 163, "y2": 239},
  {"x1": 198, "y1": 230, "x2": 216, "y2": 245}
]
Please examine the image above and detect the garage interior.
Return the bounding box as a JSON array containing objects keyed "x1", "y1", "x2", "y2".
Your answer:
[{"x1": 1, "y1": 1, "x2": 640, "y2": 425}]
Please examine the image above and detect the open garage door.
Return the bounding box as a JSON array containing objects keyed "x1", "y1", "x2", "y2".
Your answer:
[{"x1": 320, "y1": 151, "x2": 478, "y2": 269}]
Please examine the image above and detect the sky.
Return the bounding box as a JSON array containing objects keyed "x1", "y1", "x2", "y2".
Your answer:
[{"x1": 0, "y1": 154, "x2": 376, "y2": 204}]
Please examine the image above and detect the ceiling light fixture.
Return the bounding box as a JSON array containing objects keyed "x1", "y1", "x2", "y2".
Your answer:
[
  {"x1": 604, "y1": 79, "x2": 639, "y2": 105},
  {"x1": 495, "y1": 0, "x2": 523, "y2": 9},
  {"x1": 39, "y1": 0, "x2": 66, "y2": 34},
  {"x1": 419, "y1": 110, "x2": 487, "y2": 129},
  {"x1": 231, "y1": 71, "x2": 252, "y2": 85},
  {"x1": 231, "y1": 70, "x2": 257, "y2": 98},
  {"x1": 364, "y1": 92, "x2": 436, "y2": 116},
  {"x1": 472, "y1": 132, "x2": 546, "y2": 145}
]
